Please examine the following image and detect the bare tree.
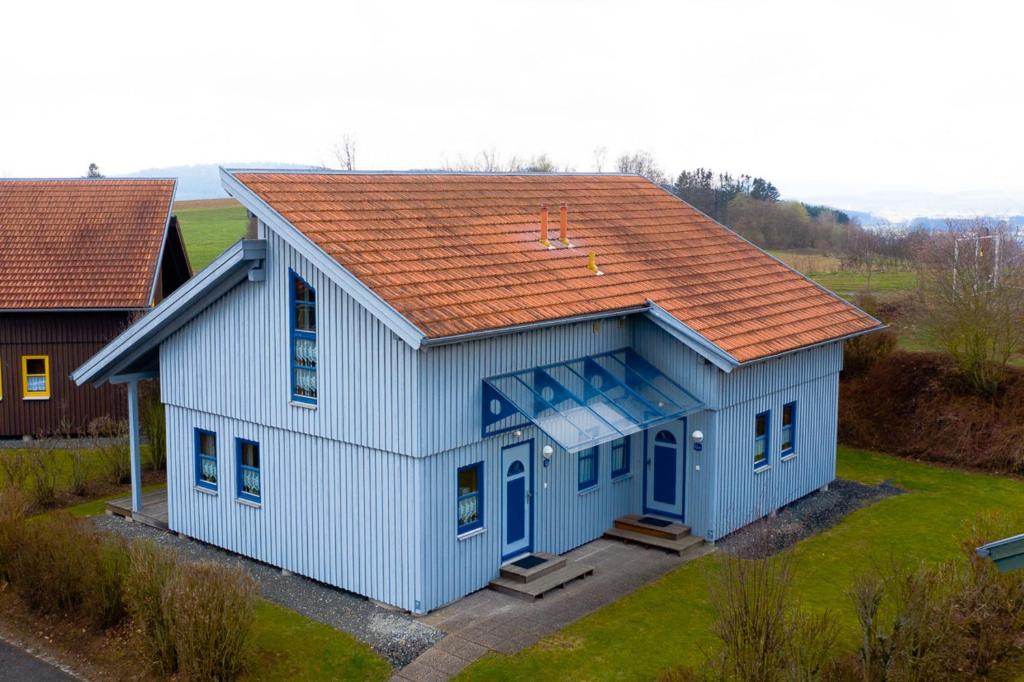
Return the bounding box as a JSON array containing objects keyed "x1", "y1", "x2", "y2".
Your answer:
[
  {"x1": 333, "y1": 135, "x2": 357, "y2": 170},
  {"x1": 86, "y1": 163, "x2": 104, "y2": 178},
  {"x1": 918, "y1": 219, "x2": 1024, "y2": 395},
  {"x1": 615, "y1": 150, "x2": 666, "y2": 184},
  {"x1": 593, "y1": 146, "x2": 607, "y2": 172}
]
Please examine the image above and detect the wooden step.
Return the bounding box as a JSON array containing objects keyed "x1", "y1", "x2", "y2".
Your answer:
[
  {"x1": 499, "y1": 553, "x2": 567, "y2": 583},
  {"x1": 614, "y1": 514, "x2": 691, "y2": 541},
  {"x1": 489, "y1": 561, "x2": 594, "y2": 601},
  {"x1": 603, "y1": 526, "x2": 704, "y2": 556}
]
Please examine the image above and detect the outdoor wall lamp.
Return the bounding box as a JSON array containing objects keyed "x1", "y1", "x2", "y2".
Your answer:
[
  {"x1": 542, "y1": 445, "x2": 554, "y2": 468},
  {"x1": 692, "y1": 430, "x2": 704, "y2": 452}
]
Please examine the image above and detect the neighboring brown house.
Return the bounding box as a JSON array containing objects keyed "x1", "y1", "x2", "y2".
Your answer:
[{"x1": 0, "y1": 179, "x2": 190, "y2": 437}]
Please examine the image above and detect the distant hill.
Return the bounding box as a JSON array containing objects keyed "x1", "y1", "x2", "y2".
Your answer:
[{"x1": 125, "y1": 163, "x2": 320, "y2": 200}]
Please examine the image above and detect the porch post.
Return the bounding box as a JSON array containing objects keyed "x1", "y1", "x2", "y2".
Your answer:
[{"x1": 127, "y1": 380, "x2": 142, "y2": 513}]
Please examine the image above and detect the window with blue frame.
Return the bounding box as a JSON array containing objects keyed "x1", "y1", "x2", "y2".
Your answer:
[
  {"x1": 754, "y1": 410, "x2": 770, "y2": 469},
  {"x1": 457, "y1": 462, "x2": 483, "y2": 534},
  {"x1": 194, "y1": 428, "x2": 218, "y2": 490},
  {"x1": 578, "y1": 446, "x2": 598, "y2": 490},
  {"x1": 781, "y1": 402, "x2": 796, "y2": 456},
  {"x1": 290, "y1": 270, "x2": 318, "y2": 404},
  {"x1": 236, "y1": 438, "x2": 261, "y2": 503},
  {"x1": 610, "y1": 437, "x2": 630, "y2": 478}
]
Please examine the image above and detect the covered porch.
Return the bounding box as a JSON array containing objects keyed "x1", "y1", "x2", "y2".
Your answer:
[{"x1": 106, "y1": 488, "x2": 169, "y2": 531}]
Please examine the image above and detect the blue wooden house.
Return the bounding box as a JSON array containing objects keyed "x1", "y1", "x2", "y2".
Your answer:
[{"x1": 74, "y1": 170, "x2": 881, "y2": 613}]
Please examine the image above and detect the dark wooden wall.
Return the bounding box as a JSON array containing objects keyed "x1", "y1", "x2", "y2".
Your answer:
[{"x1": 0, "y1": 312, "x2": 138, "y2": 437}]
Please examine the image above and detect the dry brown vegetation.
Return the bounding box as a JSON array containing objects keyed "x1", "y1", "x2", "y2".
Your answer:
[
  {"x1": 840, "y1": 351, "x2": 1024, "y2": 474},
  {"x1": 0, "y1": 490, "x2": 258, "y2": 680}
]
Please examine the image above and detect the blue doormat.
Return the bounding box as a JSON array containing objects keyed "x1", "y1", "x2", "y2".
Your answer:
[
  {"x1": 512, "y1": 555, "x2": 547, "y2": 569},
  {"x1": 638, "y1": 516, "x2": 673, "y2": 527}
]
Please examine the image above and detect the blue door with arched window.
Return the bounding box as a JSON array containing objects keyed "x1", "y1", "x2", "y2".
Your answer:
[
  {"x1": 501, "y1": 441, "x2": 533, "y2": 559},
  {"x1": 644, "y1": 420, "x2": 687, "y2": 518}
]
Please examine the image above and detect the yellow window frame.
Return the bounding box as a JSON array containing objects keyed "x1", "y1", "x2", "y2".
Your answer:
[{"x1": 22, "y1": 355, "x2": 51, "y2": 400}]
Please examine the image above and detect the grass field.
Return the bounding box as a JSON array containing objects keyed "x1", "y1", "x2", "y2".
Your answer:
[
  {"x1": 459, "y1": 446, "x2": 1024, "y2": 680},
  {"x1": 770, "y1": 250, "x2": 918, "y2": 299},
  {"x1": 174, "y1": 198, "x2": 249, "y2": 271}
]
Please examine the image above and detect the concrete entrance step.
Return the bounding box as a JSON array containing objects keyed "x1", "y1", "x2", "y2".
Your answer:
[
  {"x1": 489, "y1": 560, "x2": 594, "y2": 601},
  {"x1": 499, "y1": 552, "x2": 567, "y2": 584},
  {"x1": 614, "y1": 514, "x2": 690, "y2": 540},
  {"x1": 603, "y1": 526, "x2": 704, "y2": 556}
]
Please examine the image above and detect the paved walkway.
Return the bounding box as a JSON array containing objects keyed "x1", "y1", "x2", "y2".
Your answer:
[
  {"x1": 0, "y1": 638, "x2": 78, "y2": 681},
  {"x1": 393, "y1": 538, "x2": 714, "y2": 681}
]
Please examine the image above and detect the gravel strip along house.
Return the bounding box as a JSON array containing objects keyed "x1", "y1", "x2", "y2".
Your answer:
[{"x1": 73, "y1": 170, "x2": 882, "y2": 614}]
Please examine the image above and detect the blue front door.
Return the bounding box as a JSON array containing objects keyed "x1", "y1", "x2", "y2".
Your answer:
[
  {"x1": 644, "y1": 420, "x2": 686, "y2": 518},
  {"x1": 501, "y1": 441, "x2": 533, "y2": 559}
]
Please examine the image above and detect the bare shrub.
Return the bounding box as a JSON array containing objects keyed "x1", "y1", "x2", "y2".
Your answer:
[
  {"x1": 0, "y1": 450, "x2": 30, "y2": 491},
  {"x1": 843, "y1": 329, "x2": 897, "y2": 377},
  {"x1": 166, "y1": 561, "x2": 257, "y2": 681},
  {"x1": 948, "y1": 514, "x2": 1024, "y2": 677},
  {"x1": 25, "y1": 448, "x2": 60, "y2": 508},
  {"x1": 917, "y1": 222, "x2": 1024, "y2": 396},
  {"x1": 125, "y1": 541, "x2": 179, "y2": 674},
  {"x1": 85, "y1": 536, "x2": 130, "y2": 629},
  {"x1": 0, "y1": 487, "x2": 29, "y2": 581},
  {"x1": 706, "y1": 552, "x2": 839, "y2": 681},
  {"x1": 67, "y1": 449, "x2": 89, "y2": 496},
  {"x1": 139, "y1": 384, "x2": 166, "y2": 472},
  {"x1": 88, "y1": 417, "x2": 131, "y2": 485},
  {"x1": 656, "y1": 665, "x2": 700, "y2": 681},
  {"x1": 846, "y1": 537, "x2": 1024, "y2": 682},
  {"x1": 11, "y1": 513, "x2": 98, "y2": 613}
]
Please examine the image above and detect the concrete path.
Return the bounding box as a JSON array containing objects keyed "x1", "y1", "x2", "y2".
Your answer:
[
  {"x1": 0, "y1": 639, "x2": 78, "y2": 681},
  {"x1": 392, "y1": 537, "x2": 714, "y2": 681}
]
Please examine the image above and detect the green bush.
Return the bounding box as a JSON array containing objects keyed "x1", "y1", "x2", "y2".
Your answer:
[
  {"x1": 125, "y1": 540, "x2": 180, "y2": 674},
  {"x1": 166, "y1": 561, "x2": 257, "y2": 681}
]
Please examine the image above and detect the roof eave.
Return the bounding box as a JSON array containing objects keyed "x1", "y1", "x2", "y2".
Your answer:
[
  {"x1": 220, "y1": 167, "x2": 427, "y2": 350},
  {"x1": 146, "y1": 179, "x2": 180, "y2": 308},
  {"x1": 418, "y1": 306, "x2": 650, "y2": 348},
  {"x1": 73, "y1": 239, "x2": 267, "y2": 387},
  {"x1": 644, "y1": 301, "x2": 741, "y2": 373}
]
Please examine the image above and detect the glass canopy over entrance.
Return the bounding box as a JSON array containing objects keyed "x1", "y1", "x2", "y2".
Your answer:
[{"x1": 482, "y1": 348, "x2": 704, "y2": 453}]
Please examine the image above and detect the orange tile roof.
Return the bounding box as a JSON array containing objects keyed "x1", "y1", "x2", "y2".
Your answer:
[
  {"x1": 233, "y1": 172, "x2": 880, "y2": 363},
  {"x1": 0, "y1": 179, "x2": 175, "y2": 310}
]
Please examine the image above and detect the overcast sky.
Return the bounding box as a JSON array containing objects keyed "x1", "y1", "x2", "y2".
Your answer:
[{"x1": 2, "y1": 1, "x2": 1021, "y2": 217}]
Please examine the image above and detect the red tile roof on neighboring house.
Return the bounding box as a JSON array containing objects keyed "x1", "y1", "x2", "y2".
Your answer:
[
  {"x1": 233, "y1": 172, "x2": 881, "y2": 363},
  {"x1": 0, "y1": 179, "x2": 175, "y2": 310}
]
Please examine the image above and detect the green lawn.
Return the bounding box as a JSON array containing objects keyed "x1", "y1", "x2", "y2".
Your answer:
[
  {"x1": 174, "y1": 199, "x2": 249, "y2": 271},
  {"x1": 809, "y1": 269, "x2": 917, "y2": 298},
  {"x1": 458, "y1": 447, "x2": 1024, "y2": 680}
]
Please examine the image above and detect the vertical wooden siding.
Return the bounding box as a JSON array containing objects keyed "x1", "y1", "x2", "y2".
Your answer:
[
  {"x1": 160, "y1": 229, "x2": 420, "y2": 456},
  {"x1": 418, "y1": 317, "x2": 632, "y2": 455},
  {"x1": 166, "y1": 405, "x2": 424, "y2": 612},
  {"x1": 0, "y1": 312, "x2": 133, "y2": 437},
  {"x1": 711, "y1": 372, "x2": 839, "y2": 539},
  {"x1": 419, "y1": 427, "x2": 640, "y2": 611}
]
